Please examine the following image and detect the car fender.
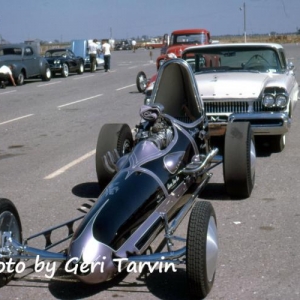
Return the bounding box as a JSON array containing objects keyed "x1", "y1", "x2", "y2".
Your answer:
[
  {"x1": 10, "y1": 63, "x2": 27, "y2": 79},
  {"x1": 38, "y1": 58, "x2": 50, "y2": 74}
]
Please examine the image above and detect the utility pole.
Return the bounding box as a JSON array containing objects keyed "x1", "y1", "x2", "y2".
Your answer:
[
  {"x1": 243, "y1": 2, "x2": 246, "y2": 43},
  {"x1": 240, "y1": 2, "x2": 247, "y2": 43}
]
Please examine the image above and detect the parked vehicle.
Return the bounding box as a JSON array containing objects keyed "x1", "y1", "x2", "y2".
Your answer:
[
  {"x1": 138, "y1": 43, "x2": 298, "y2": 152},
  {"x1": 0, "y1": 43, "x2": 51, "y2": 85},
  {"x1": 144, "y1": 39, "x2": 164, "y2": 49},
  {"x1": 157, "y1": 28, "x2": 212, "y2": 68},
  {"x1": 44, "y1": 48, "x2": 84, "y2": 77},
  {"x1": 70, "y1": 39, "x2": 104, "y2": 71},
  {"x1": 115, "y1": 40, "x2": 132, "y2": 50},
  {"x1": 181, "y1": 43, "x2": 299, "y2": 152},
  {"x1": 136, "y1": 28, "x2": 213, "y2": 98},
  {"x1": 0, "y1": 59, "x2": 256, "y2": 299}
]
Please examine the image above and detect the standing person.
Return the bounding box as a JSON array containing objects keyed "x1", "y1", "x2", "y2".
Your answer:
[
  {"x1": 132, "y1": 39, "x2": 137, "y2": 53},
  {"x1": 0, "y1": 65, "x2": 16, "y2": 88},
  {"x1": 102, "y1": 39, "x2": 111, "y2": 72},
  {"x1": 88, "y1": 39, "x2": 98, "y2": 73}
]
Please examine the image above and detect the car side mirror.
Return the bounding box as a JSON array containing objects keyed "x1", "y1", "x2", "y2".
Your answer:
[{"x1": 288, "y1": 61, "x2": 294, "y2": 71}]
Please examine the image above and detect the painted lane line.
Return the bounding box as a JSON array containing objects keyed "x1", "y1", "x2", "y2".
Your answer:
[
  {"x1": 44, "y1": 149, "x2": 96, "y2": 179},
  {"x1": 0, "y1": 90, "x2": 17, "y2": 95},
  {"x1": 57, "y1": 94, "x2": 103, "y2": 108},
  {"x1": 116, "y1": 84, "x2": 135, "y2": 91},
  {"x1": 128, "y1": 66, "x2": 138, "y2": 69},
  {"x1": 37, "y1": 81, "x2": 61, "y2": 87},
  {"x1": 0, "y1": 114, "x2": 34, "y2": 126}
]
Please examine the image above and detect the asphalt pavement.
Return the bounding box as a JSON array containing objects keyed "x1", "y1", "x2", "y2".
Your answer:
[{"x1": 0, "y1": 45, "x2": 300, "y2": 300}]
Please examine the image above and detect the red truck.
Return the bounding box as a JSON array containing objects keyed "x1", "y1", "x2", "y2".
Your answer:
[
  {"x1": 136, "y1": 28, "x2": 214, "y2": 93},
  {"x1": 157, "y1": 28, "x2": 212, "y2": 68}
]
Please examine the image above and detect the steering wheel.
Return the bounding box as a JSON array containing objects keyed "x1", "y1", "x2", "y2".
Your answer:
[{"x1": 243, "y1": 54, "x2": 271, "y2": 70}]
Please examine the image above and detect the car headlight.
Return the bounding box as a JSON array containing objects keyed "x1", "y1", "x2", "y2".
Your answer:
[
  {"x1": 54, "y1": 59, "x2": 61, "y2": 64},
  {"x1": 262, "y1": 94, "x2": 275, "y2": 107},
  {"x1": 275, "y1": 94, "x2": 288, "y2": 108}
]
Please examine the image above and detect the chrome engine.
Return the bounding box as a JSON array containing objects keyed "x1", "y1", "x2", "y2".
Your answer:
[
  {"x1": 136, "y1": 104, "x2": 174, "y2": 150},
  {"x1": 143, "y1": 119, "x2": 173, "y2": 150}
]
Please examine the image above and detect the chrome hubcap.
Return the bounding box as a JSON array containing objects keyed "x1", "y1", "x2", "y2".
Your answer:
[
  {"x1": 206, "y1": 215, "x2": 218, "y2": 282},
  {"x1": 250, "y1": 139, "x2": 256, "y2": 182},
  {"x1": 0, "y1": 211, "x2": 21, "y2": 256}
]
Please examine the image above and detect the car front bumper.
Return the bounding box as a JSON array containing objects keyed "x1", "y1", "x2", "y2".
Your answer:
[
  {"x1": 49, "y1": 64, "x2": 63, "y2": 72},
  {"x1": 208, "y1": 112, "x2": 291, "y2": 136}
]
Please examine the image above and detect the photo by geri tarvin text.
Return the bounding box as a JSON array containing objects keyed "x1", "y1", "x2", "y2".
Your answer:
[{"x1": 0, "y1": 255, "x2": 178, "y2": 279}]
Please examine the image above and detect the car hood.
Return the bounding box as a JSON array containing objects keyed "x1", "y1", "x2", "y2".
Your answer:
[
  {"x1": 71, "y1": 39, "x2": 88, "y2": 58},
  {"x1": 45, "y1": 57, "x2": 61, "y2": 63},
  {"x1": 167, "y1": 45, "x2": 192, "y2": 57},
  {"x1": 195, "y1": 71, "x2": 287, "y2": 100}
]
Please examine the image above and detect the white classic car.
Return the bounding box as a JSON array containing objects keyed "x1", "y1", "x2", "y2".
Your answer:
[{"x1": 142, "y1": 43, "x2": 298, "y2": 152}]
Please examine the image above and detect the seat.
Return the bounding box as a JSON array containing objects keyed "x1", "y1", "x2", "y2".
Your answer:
[{"x1": 152, "y1": 59, "x2": 203, "y2": 123}]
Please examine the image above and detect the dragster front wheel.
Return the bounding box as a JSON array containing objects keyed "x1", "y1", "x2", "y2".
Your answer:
[
  {"x1": 0, "y1": 198, "x2": 22, "y2": 287},
  {"x1": 186, "y1": 201, "x2": 218, "y2": 299}
]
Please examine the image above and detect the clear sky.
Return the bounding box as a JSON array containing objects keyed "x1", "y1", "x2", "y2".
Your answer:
[{"x1": 1, "y1": 0, "x2": 300, "y2": 43}]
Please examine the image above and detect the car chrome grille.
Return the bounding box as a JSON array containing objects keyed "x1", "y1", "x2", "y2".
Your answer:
[
  {"x1": 253, "y1": 101, "x2": 283, "y2": 112},
  {"x1": 204, "y1": 101, "x2": 249, "y2": 113},
  {"x1": 205, "y1": 101, "x2": 284, "y2": 114}
]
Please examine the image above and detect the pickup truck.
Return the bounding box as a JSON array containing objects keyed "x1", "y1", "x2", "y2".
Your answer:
[
  {"x1": 0, "y1": 43, "x2": 51, "y2": 85},
  {"x1": 136, "y1": 28, "x2": 215, "y2": 94},
  {"x1": 157, "y1": 28, "x2": 212, "y2": 68}
]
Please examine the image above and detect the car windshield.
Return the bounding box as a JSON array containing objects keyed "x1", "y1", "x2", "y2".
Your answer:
[
  {"x1": 170, "y1": 33, "x2": 208, "y2": 45},
  {"x1": 0, "y1": 48, "x2": 22, "y2": 56},
  {"x1": 45, "y1": 51, "x2": 67, "y2": 57},
  {"x1": 183, "y1": 46, "x2": 283, "y2": 74}
]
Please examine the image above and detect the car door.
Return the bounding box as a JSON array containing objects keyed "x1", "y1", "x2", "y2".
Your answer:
[
  {"x1": 67, "y1": 50, "x2": 79, "y2": 72},
  {"x1": 23, "y1": 46, "x2": 40, "y2": 77}
]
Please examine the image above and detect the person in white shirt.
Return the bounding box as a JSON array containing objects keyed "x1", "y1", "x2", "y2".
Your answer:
[
  {"x1": 0, "y1": 65, "x2": 16, "y2": 88},
  {"x1": 88, "y1": 39, "x2": 98, "y2": 72},
  {"x1": 132, "y1": 39, "x2": 137, "y2": 53},
  {"x1": 101, "y1": 40, "x2": 111, "y2": 72}
]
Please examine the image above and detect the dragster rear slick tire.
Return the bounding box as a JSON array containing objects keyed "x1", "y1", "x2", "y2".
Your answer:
[
  {"x1": 96, "y1": 123, "x2": 133, "y2": 191},
  {"x1": 223, "y1": 122, "x2": 256, "y2": 199}
]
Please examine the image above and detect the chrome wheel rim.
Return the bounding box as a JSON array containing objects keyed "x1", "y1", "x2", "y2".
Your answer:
[
  {"x1": 46, "y1": 68, "x2": 51, "y2": 79},
  {"x1": 206, "y1": 215, "x2": 218, "y2": 282},
  {"x1": 250, "y1": 139, "x2": 256, "y2": 182},
  {"x1": 63, "y1": 64, "x2": 69, "y2": 77},
  {"x1": 139, "y1": 75, "x2": 147, "y2": 89},
  {"x1": 0, "y1": 211, "x2": 21, "y2": 256}
]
